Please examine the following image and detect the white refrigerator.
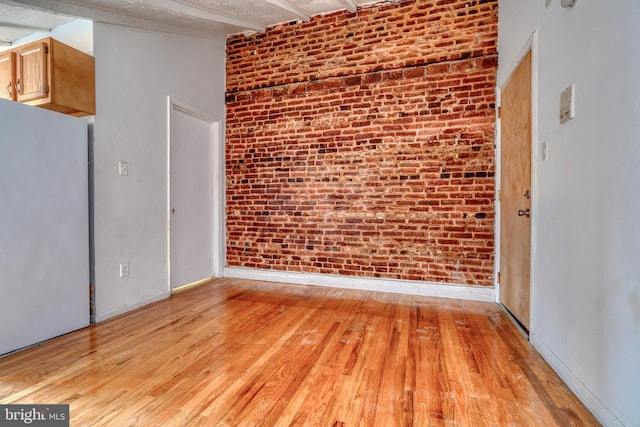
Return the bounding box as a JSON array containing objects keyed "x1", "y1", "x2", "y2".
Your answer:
[{"x1": 0, "y1": 99, "x2": 90, "y2": 356}]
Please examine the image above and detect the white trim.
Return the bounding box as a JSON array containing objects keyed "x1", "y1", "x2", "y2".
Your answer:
[
  {"x1": 494, "y1": 84, "x2": 501, "y2": 303},
  {"x1": 166, "y1": 98, "x2": 173, "y2": 295},
  {"x1": 529, "y1": 32, "x2": 541, "y2": 337},
  {"x1": 93, "y1": 292, "x2": 170, "y2": 323},
  {"x1": 212, "y1": 118, "x2": 226, "y2": 278},
  {"x1": 224, "y1": 267, "x2": 496, "y2": 302},
  {"x1": 530, "y1": 333, "x2": 624, "y2": 427}
]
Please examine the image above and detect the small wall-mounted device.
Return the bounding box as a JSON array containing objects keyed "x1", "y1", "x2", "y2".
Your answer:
[
  {"x1": 559, "y1": 85, "x2": 575, "y2": 124},
  {"x1": 561, "y1": 0, "x2": 577, "y2": 7},
  {"x1": 119, "y1": 161, "x2": 128, "y2": 176}
]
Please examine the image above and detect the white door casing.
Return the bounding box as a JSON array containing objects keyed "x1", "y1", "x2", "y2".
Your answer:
[{"x1": 168, "y1": 97, "x2": 224, "y2": 291}]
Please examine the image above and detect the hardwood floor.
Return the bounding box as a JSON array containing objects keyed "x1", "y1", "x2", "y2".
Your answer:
[{"x1": 0, "y1": 278, "x2": 598, "y2": 426}]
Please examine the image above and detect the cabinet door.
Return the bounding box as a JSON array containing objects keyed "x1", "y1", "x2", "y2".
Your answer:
[
  {"x1": 0, "y1": 52, "x2": 15, "y2": 101},
  {"x1": 16, "y1": 41, "x2": 48, "y2": 103}
]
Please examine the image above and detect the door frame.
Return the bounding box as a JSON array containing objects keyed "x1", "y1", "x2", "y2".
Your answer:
[
  {"x1": 496, "y1": 33, "x2": 539, "y2": 333},
  {"x1": 166, "y1": 96, "x2": 225, "y2": 292}
]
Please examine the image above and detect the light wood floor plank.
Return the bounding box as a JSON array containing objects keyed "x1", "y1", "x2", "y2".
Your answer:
[{"x1": 0, "y1": 278, "x2": 599, "y2": 426}]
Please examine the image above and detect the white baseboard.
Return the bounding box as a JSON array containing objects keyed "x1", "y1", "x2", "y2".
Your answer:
[
  {"x1": 92, "y1": 291, "x2": 171, "y2": 323},
  {"x1": 223, "y1": 267, "x2": 496, "y2": 302},
  {"x1": 530, "y1": 332, "x2": 623, "y2": 427}
]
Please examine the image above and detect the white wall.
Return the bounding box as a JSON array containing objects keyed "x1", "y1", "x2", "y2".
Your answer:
[
  {"x1": 0, "y1": 99, "x2": 89, "y2": 355},
  {"x1": 499, "y1": 1, "x2": 640, "y2": 426},
  {"x1": 92, "y1": 23, "x2": 226, "y2": 321}
]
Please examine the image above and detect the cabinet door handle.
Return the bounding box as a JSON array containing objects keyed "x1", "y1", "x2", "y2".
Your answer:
[
  {"x1": 15, "y1": 79, "x2": 20, "y2": 95},
  {"x1": 6, "y1": 81, "x2": 10, "y2": 98}
]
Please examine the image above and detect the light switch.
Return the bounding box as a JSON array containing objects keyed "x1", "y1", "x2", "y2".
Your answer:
[
  {"x1": 120, "y1": 263, "x2": 129, "y2": 277},
  {"x1": 119, "y1": 161, "x2": 128, "y2": 176},
  {"x1": 560, "y1": 85, "x2": 575, "y2": 124}
]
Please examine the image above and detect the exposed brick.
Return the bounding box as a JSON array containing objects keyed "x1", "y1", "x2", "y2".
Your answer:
[{"x1": 225, "y1": 0, "x2": 497, "y2": 287}]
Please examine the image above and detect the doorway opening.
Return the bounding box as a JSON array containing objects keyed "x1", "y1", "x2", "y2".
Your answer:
[
  {"x1": 167, "y1": 98, "x2": 224, "y2": 292},
  {"x1": 498, "y1": 50, "x2": 533, "y2": 332}
]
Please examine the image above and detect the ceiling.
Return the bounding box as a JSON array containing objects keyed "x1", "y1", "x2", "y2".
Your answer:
[{"x1": 0, "y1": 0, "x2": 387, "y2": 46}]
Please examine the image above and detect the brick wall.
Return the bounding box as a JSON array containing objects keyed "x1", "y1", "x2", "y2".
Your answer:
[{"x1": 225, "y1": 0, "x2": 498, "y2": 286}]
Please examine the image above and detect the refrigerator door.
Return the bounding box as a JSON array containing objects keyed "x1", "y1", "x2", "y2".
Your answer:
[{"x1": 0, "y1": 99, "x2": 90, "y2": 356}]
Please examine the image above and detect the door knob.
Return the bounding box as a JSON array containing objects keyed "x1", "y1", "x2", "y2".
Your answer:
[{"x1": 518, "y1": 209, "x2": 530, "y2": 217}]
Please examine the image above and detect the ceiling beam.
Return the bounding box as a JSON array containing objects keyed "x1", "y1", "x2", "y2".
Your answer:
[
  {"x1": 0, "y1": 21, "x2": 50, "y2": 32},
  {"x1": 265, "y1": 0, "x2": 310, "y2": 22},
  {"x1": 3, "y1": 0, "x2": 263, "y2": 38},
  {"x1": 158, "y1": 0, "x2": 264, "y2": 32},
  {"x1": 337, "y1": 0, "x2": 358, "y2": 14}
]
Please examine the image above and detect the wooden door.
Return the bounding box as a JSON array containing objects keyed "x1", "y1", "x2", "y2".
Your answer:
[
  {"x1": 0, "y1": 51, "x2": 16, "y2": 101},
  {"x1": 169, "y1": 104, "x2": 217, "y2": 291},
  {"x1": 15, "y1": 41, "x2": 48, "y2": 103},
  {"x1": 499, "y1": 51, "x2": 532, "y2": 330}
]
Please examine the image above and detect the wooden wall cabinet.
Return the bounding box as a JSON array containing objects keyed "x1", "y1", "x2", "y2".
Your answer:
[
  {"x1": 0, "y1": 51, "x2": 16, "y2": 101},
  {"x1": 4, "y1": 37, "x2": 95, "y2": 116}
]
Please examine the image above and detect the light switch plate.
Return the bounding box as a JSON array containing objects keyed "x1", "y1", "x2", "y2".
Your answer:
[{"x1": 119, "y1": 161, "x2": 128, "y2": 176}]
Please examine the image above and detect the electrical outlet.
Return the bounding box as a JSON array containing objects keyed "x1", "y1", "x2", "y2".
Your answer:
[{"x1": 120, "y1": 263, "x2": 129, "y2": 277}]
